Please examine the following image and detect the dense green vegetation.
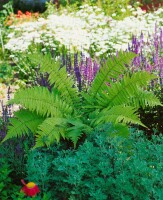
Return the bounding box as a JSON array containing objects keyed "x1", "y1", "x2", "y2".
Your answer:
[{"x1": 0, "y1": 0, "x2": 163, "y2": 199}]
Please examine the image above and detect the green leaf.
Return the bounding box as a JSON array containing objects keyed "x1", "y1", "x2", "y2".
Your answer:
[
  {"x1": 88, "y1": 52, "x2": 136, "y2": 98},
  {"x1": 8, "y1": 87, "x2": 73, "y2": 117},
  {"x1": 28, "y1": 52, "x2": 80, "y2": 107},
  {"x1": 34, "y1": 117, "x2": 68, "y2": 148},
  {"x1": 2, "y1": 110, "x2": 45, "y2": 143},
  {"x1": 92, "y1": 105, "x2": 146, "y2": 127}
]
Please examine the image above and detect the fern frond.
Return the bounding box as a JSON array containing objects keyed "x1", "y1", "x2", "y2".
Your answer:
[
  {"x1": 66, "y1": 118, "x2": 92, "y2": 147},
  {"x1": 91, "y1": 105, "x2": 146, "y2": 127},
  {"x1": 96, "y1": 123, "x2": 130, "y2": 138},
  {"x1": 34, "y1": 117, "x2": 91, "y2": 148},
  {"x1": 34, "y1": 118, "x2": 67, "y2": 148},
  {"x1": 96, "y1": 71, "x2": 160, "y2": 109},
  {"x1": 28, "y1": 52, "x2": 80, "y2": 107},
  {"x1": 2, "y1": 110, "x2": 45, "y2": 143},
  {"x1": 88, "y1": 52, "x2": 136, "y2": 98},
  {"x1": 129, "y1": 89, "x2": 162, "y2": 109},
  {"x1": 8, "y1": 87, "x2": 73, "y2": 117}
]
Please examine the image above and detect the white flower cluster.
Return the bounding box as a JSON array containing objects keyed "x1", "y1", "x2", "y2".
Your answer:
[{"x1": 4, "y1": 4, "x2": 163, "y2": 56}]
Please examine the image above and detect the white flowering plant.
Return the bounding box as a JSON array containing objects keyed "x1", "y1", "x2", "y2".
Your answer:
[{"x1": 4, "y1": 4, "x2": 163, "y2": 59}]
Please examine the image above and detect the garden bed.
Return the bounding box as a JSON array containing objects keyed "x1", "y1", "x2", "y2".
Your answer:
[{"x1": 0, "y1": 0, "x2": 163, "y2": 199}]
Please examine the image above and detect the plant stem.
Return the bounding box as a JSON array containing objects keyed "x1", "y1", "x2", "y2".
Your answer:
[{"x1": 0, "y1": 26, "x2": 5, "y2": 58}]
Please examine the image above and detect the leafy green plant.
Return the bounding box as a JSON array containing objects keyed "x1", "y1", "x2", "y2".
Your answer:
[
  {"x1": 85, "y1": 0, "x2": 135, "y2": 19},
  {"x1": 50, "y1": 128, "x2": 163, "y2": 199},
  {"x1": 2, "y1": 51, "x2": 162, "y2": 148},
  {"x1": 25, "y1": 126, "x2": 163, "y2": 199},
  {"x1": 0, "y1": 158, "x2": 20, "y2": 200},
  {"x1": 11, "y1": 191, "x2": 52, "y2": 200},
  {"x1": 0, "y1": 135, "x2": 35, "y2": 184},
  {"x1": 0, "y1": 1, "x2": 14, "y2": 61},
  {"x1": 0, "y1": 0, "x2": 13, "y2": 23},
  {"x1": 0, "y1": 62, "x2": 14, "y2": 83},
  {"x1": 25, "y1": 150, "x2": 52, "y2": 193}
]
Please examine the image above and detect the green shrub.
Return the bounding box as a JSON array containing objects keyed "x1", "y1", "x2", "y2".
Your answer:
[
  {"x1": 0, "y1": 158, "x2": 20, "y2": 200},
  {"x1": 0, "y1": 62, "x2": 14, "y2": 83},
  {"x1": 0, "y1": 135, "x2": 35, "y2": 184},
  {"x1": 25, "y1": 125, "x2": 163, "y2": 199}
]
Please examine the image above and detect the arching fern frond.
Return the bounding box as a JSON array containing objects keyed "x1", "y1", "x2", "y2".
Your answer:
[
  {"x1": 34, "y1": 117, "x2": 92, "y2": 148},
  {"x1": 65, "y1": 118, "x2": 92, "y2": 147},
  {"x1": 91, "y1": 105, "x2": 146, "y2": 128},
  {"x1": 28, "y1": 52, "x2": 80, "y2": 107},
  {"x1": 95, "y1": 123, "x2": 130, "y2": 138},
  {"x1": 88, "y1": 52, "x2": 136, "y2": 98},
  {"x1": 95, "y1": 71, "x2": 161, "y2": 109},
  {"x1": 128, "y1": 89, "x2": 162, "y2": 109},
  {"x1": 8, "y1": 87, "x2": 73, "y2": 117},
  {"x1": 2, "y1": 110, "x2": 45, "y2": 143},
  {"x1": 34, "y1": 117, "x2": 68, "y2": 148}
]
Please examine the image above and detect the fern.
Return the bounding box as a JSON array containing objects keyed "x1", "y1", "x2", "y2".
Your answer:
[
  {"x1": 2, "y1": 110, "x2": 45, "y2": 142},
  {"x1": 9, "y1": 87, "x2": 73, "y2": 117},
  {"x1": 95, "y1": 123, "x2": 130, "y2": 138},
  {"x1": 65, "y1": 118, "x2": 92, "y2": 147},
  {"x1": 2, "y1": 51, "x2": 162, "y2": 148},
  {"x1": 91, "y1": 105, "x2": 146, "y2": 127},
  {"x1": 88, "y1": 52, "x2": 136, "y2": 98},
  {"x1": 95, "y1": 71, "x2": 162, "y2": 109},
  {"x1": 35, "y1": 117, "x2": 92, "y2": 148},
  {"x1": 28, "y1": 52, "x2": 80, "y2": 107},
  {"x1": 34, "y1": 118, "x2": 68, "y2": 148},
  {"x1": 128, "y1": 89, "x2": 162, "y2": 109}
]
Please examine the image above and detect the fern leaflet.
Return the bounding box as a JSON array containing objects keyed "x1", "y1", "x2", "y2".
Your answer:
[
  {"x1": 91, "y1": 105, "x2": 146, "y2": 127},
  {"x1": 9, "y1": 87, "x2": 73, "y2": 117},
  {"x1": 2, "y1": 110, "x2": 44, "y2": 143},
  {"x1": 88, "y1": 52, "x2": 136, "y2": 98}
]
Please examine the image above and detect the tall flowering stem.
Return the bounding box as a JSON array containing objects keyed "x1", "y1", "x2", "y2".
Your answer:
[
  {"x1": 129, "y1": 25, "x2": 163, "y2": 90},
  {"x1": 0, "y1": 87, "x2": 12, "y2": 141},
  {"x1": 60, "y1": 52, "x2": 99, "y2": 91}
]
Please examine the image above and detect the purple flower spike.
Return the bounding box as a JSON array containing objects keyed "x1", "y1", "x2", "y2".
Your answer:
[
  {"x1": 74, "y1": 66, "x2": 82, "y2": 91},
  {"x1": 74, "y1": 53, "x2": 82, "y2": 91},
  {"x1": 160, "y1": 28, "x2": 163, "y2": 48},
  {"x1": 87, "y1": 57, "x2": 93, "y2": 85},
  {"x1": 140, "y1": 31, "x2": 144, "y2": 45},
  {"x1": 66, "y1": 54, "x2": 72, "y2": 75},
  {"x1": 74, "y1": 53, "x2": 78, "y2": 69},
  {"x1": 128, "y1": 43, "x2": 131, "y2": 51},
  {"x1": 93, "y1": 61, "x2": 99, "y2": 77},
  {"x1": 159, "y1": 58, "x2": 163, "y2": 87},
  {"x1": 146, "y1": 64, "x2": 153, "y2": 73}
]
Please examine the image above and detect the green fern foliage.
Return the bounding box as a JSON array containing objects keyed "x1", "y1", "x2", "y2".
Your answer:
[
  {"x1": 88, "y1": 52, "x2": 136, "y2": 98},
  {"x1": 65, "y1": 118, "x2": 92, "y2": 147},
  {"x1": 9, "y1": 87, "x2": 73, "y2": 117},
  {"x1": 96, "y1": 123, "x2": 130, "y2": 138},
  {"x1": 128, "y1": 89, "x2": 162, "y2": 109},
  {"x1": 2, "y1": 110, "x2": 45, "y2": 142},
  {"x1": 91, "y1": 105, "x2": 146, "y2": 127},
  {"x1": 35, "y1": 117, "x2": 92, "y2": 148},
  {"x1": 28, "y1": 52, "x2": 80, "y2": 107},
  {"x1": 35, "y1": 118, "x2": 68, "y2": 148},
  {"x1": 95, "y1": 71, "x2": 162, "y2": 109},
  {"x1": 2, "y1": 51, "x2": 162, "y2": 148}
]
